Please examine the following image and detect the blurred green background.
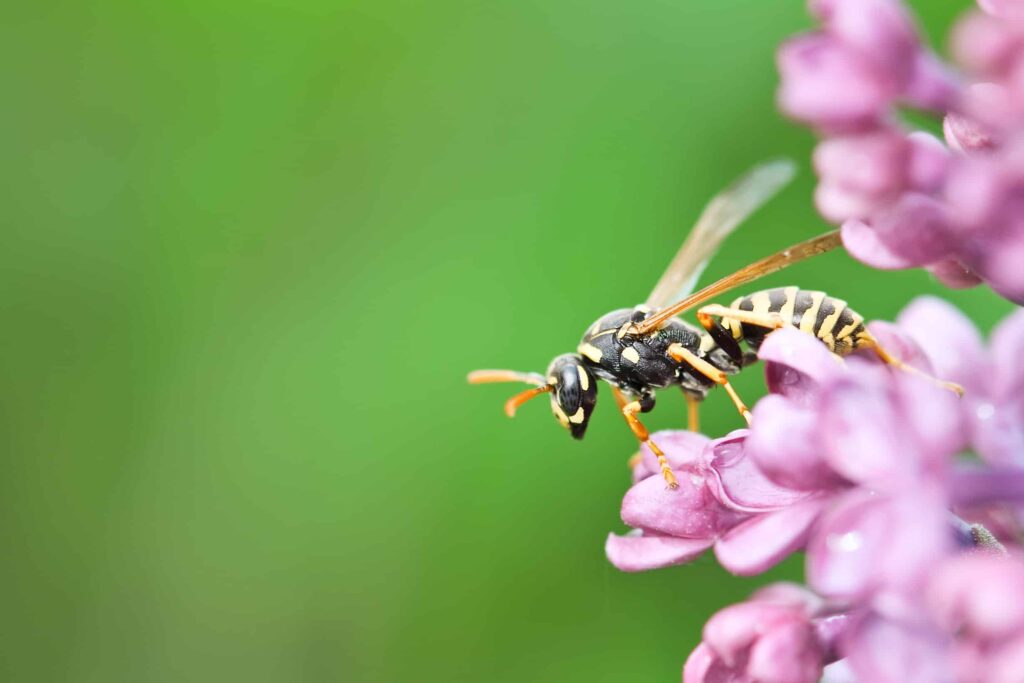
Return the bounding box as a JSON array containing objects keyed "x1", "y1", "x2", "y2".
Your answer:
[{"x1": 2, "y1": 1, "x2": 1013, "y2": 681}]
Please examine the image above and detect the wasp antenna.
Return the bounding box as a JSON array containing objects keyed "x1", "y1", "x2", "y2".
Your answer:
[
  {"x1": 504, "y1": 385, "x2": 553, "y2": 418},
  {"x1": 467, "y1": 369, "x2": 546, "y2": 385}
]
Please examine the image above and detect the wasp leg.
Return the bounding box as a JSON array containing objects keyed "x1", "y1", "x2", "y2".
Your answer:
[
  {"x1": 704, "y1": 317, "x2": 744, "y2": 365},
  {"x1": 611, "y1": 387, "x2": 678, "y2": 489},
  {"x1": 668, "y1": 343, "x2": 752, "y2": 425},
  {"x1": 855, "y1": 332, "x2": 965, "y2": 396},
  {"x1": 684, "y1": 393, "x2": 700, "y2": 432},
  {"x1": 696, "y1": 304, "x2": 789, "y2": 334}
]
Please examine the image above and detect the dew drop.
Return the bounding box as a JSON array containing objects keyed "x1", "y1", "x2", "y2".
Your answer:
[
  {"x1": 827, "y1": 531, "x2": 863, "y2": 553},
  {"x1": 976, "y1": 402, "x2": 995, "y2": 421}
]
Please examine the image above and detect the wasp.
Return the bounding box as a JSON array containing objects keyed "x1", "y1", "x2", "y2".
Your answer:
[{"x1": 469, "y1": 160, "x2": 961, "y2": 489}]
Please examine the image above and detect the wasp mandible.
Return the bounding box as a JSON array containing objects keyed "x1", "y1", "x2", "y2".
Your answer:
[{"x1": 469, "y1": 160, "x2": 961, "y2": 489}]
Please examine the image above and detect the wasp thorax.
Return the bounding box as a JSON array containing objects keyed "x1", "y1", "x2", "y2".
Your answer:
[{"x1": 545, "y1": 353, "x2": 598, "y2": 439}]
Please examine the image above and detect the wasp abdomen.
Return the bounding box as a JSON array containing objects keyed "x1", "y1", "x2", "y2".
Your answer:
[{"x1": 725, "y1": 287, "x2": 867, "y2": 356}]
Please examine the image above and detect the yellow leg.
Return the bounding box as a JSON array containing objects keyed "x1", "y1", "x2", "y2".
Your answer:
[
  {"x1": 696, "y1": 304, "x2": 788, "y2": 333},
  {"x1": 668, "y1": 343, "x2": 752, "y2": 425},
  {"x1": 612, "y1": 387, "x2": 678, "y2": 489},
  {"x1": 857, "y1": 332, "x2": 964, "y2": 396},
  {"x1": 685, "y1": 394, "x2": 701, "y2": 432}
]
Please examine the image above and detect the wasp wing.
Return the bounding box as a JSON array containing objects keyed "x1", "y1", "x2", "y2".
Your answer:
[
  {"x1": 645, "y1": 158, "x2": 797, "y2": 309},
  {"x1": 635, "y1": 229, "x2": 842, "y2": 335}
]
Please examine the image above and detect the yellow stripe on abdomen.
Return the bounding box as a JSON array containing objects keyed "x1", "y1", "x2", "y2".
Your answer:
[
  {"x1": 799, "y1": 291, "x2": 826, "y2": 334},
  {"x1": 816, "y1": 298, "x2": 848, "y2": 347}
]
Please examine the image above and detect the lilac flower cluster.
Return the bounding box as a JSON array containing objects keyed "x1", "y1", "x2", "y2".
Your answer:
[
  {"x1": 777, "y1": 0, "x2": 1024, "y2": 303},
  {"x1": 606, "y1": 301, "x2": 1024, "y2": 682}
]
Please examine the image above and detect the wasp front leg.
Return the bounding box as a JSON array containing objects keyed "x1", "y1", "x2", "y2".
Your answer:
[
  {"x1": 611, "y1": 387, "x2": 678, "y2": 489},
  {"x1": 667, "y1": 343, "x2": 752, "y2": 425}
]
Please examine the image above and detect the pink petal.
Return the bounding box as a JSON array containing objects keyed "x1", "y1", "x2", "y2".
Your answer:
[
  {"x1": 704, "y1": 602, "x2": 803, "y2": 666},
  {"x1": 683, "y1": 643, "x2": 753, "y2": 683},
  {"x1": 747, "y1": 620, "x2": 824, "y2": 683},
  {"x1": 605, "y1": 532, "x2": 714, "y2": 572},
  {"x1": 895, "y1": 296, "x2": 985, "y2": 386},
  {"x1": 821, "y1": 0, "x2": 920, "y2": 84},
  {"x1": 979, "y1": 239, "x2": 1024, "y2": 305},
  {"x1": 746, "y1": 395, "x2": 846, "y2": 491},
  {"x1": 634, "y1": 430, "x2": 712, "y2": 482},
  {"x1": 845, "y1": 614, "x2": 955, "y2": 683},
  {"x1": 821, "y1": 660, "x2": 859, "y2": 683},
  {"x1": 871, "y1": 192, "x2": 957, "y2": 265},
  {"x1": 707, "y1": 431, "x2": 812, "y2": 511},
  {"x1": 989, "y1": 634, "x2": 1024, "y2": 683},
  {"x1": 683, "y1": 643, "x2": 716, "y2": 683},
  {"x1": 943, "y1": 113, "x2": 995, "y2": 154},
  {"x1": 950, "y1": 10, "x2": 1018, "y2": 75},
  {"x1": 926, "y1": 258, "x2": 983, "y2": 289},
  {"x1": 841, "y1": 218, "x2": 915, "y2": 269},
  {"x1": 864, "y1": 320, "x2": 935, "y2": 374},
  {"x1": 809, "y1": 491, "x2": 950, "y2": 603},
  {"x1": 819, "y1": 379, "x2": 911, "y2": 484},
  {"x1": 962, "y1": 80, "x2": 1017, "y2": 133},
  {"x1": 891, "y1": 370, "x2": 967, "y2": 466},
  {"x1": 972, "y1": 401, "x2": 1024, "y2": 468},
  {"x1": 928, "y1": 553, "x2": 1024, "y2": 639},
  {"x1": 978, "y1": 0, "x2": 1024, "y2": 20},
  {"x1": 715, "y1": 499, "x2": 827, "y2": 576},
  {"x1": 807, "y1": 493, "x2": 890, "y2": 600},
  {"x1": 944, "y1": 140, "x2": 1010, "y2": 229},
  {"x1": 777, "y1": 34, "x2": 893, "y2": 131},
  {"x1": 620, "y1": 470, "x2": 736, "y2": 538},
  {"x1": 813, "y1": 131, "x2": 909, "y2": 198},
  {"x1": 903, "y1": 51, "x2": 961, "y2": 112},
  {"x1": 759, "y1": 327, "x2": 847, "y2": 400},
  {"x1": 752, "y1": 582, "x2": 825, "y2": 613},
  {"x1": 991, "y1": 308, "x2": 1024, "y2": 398},
  {"x1": 815, "y1": 180, "x2": 887, "y2": 223},
  {"x1": 906, "y1": 131, "x2": 951, "y2": 192}
]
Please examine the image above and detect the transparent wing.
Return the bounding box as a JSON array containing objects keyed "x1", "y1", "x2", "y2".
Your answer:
[
  {"x1": 634, "y1": 230, "x2": 842, "y2": 335},
  {"x1": 645, "y1": 158, "x2": 797, "y2": 309}
]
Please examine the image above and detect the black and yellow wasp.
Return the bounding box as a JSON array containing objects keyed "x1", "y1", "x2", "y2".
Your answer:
[{"x1": 469, "y1": 160, "x2": 960, "y2": 488}]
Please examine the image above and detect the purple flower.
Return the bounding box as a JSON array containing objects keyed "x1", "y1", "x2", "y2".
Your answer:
[
  {"x1": 778, "y1": 0, "x2": 1024, "y2": 303},
  {"x1": 748, "y1": 328, "x2": 962, "y2": 610},
  {"x1": 748, "y1": 327, "x2": 965, "y2": 495},
  {"x1": 605, "y1": 430, "x2": 825, "y2": 576},
  {"x1": 894, "y1": 296, "x2": 1024, "y2": 467},
  {"x1": 683, "y1": 583, "x2": 844, "y2": 683},
  {"x1": 777, "y1": 0, "x2": 954, "y2": 132},
  {"x1": 839, "y1": 552, "x2": 1024, "y2": 683}
]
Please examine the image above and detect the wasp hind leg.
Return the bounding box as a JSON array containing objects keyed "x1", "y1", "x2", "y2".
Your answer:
[
  {"x1": 855, "y1": 332, "x2": 964, "y2": 396},
  {"x1": 696, "y1": 304, "x2": 789, "y2": 335},
  {"x1": 611, "y1": 387, "x2": 678, "y2": 489},
  {"x1": 667, "y1": 343, "x2": 752, "y2": 425}
]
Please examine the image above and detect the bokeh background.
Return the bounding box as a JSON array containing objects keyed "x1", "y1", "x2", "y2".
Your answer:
[{"x1": 2, "y1": 1, "x2": 1014, "y2": 681}]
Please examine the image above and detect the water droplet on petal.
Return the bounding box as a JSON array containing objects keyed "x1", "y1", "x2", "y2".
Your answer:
[
  {"x1": 976, "y1": 402, "x2": 995, "y2": 421},
  {"x1": 827, "y1": 531, "x2": 863, "y2": 553}
]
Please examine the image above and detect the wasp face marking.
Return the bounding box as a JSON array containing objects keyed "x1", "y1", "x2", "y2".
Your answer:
[
  {"x1": 546, "y1": 354, "x2": 598, "y2": 439},
  {"x1": 576, "y1": 365, "x2": 590, "y2": 391}
]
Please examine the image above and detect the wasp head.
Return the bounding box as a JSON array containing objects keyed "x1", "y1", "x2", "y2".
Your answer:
[
  {"x1": 545, "y1": 354, "x2": 598, "y2": 439},
  {"x1": 467, "y1": 356, "x2": 597, "y2": 439}
]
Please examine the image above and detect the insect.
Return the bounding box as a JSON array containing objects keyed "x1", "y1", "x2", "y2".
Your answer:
[{"x1": 469, "y1": 160, "x2": 961, "y2": 489}]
